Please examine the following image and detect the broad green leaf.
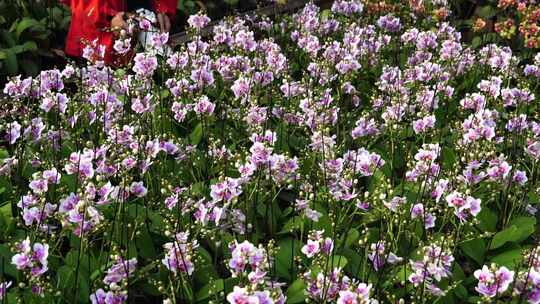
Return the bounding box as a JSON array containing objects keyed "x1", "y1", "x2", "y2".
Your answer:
[
  {"x1": 0, "y1": 29, "x2": 16, "y2": 47},
  {"x1": 195, "y1": 279, "x2": 224, "y2": 302},
  {"x1": 190, "y1": 122, "x2": 203, "y2": 145},
  {"x1": 441, "y1": 147, "x2": 456, "y2": 169},
  {"x1": 528, "y1": 191, "x2": 540, "y2": 205},
  {"x1": 193, "y1": 248, "x2": 218, "y2": 285},
  {"x1": 329, "y1": 255, "x2": 348, "y2": 269},
  {"x1": 478, "y1": 6, "x2": 496, "y2": 19},
  {"x1": 286, "y1": 279, "x2": 306, "y2": 304},
  {"x1": 136, "y1": 229, "x2": 156, "y2": 258},
  {"x1": 477, "y1": 209, "x2": 497, "y2": 232},
  {"x1": 460, "y1": 238, "x2": 485, "y2": 264},
  {"x1": 56, "y1": 265, "x2": 75, "y2": 289},
  {"x1": 490, "y1": 247, "x2": 523, "y2": 268},
  {"x1": 15, "y1": 18, "x2": 41, "y2": 39},
  {"x1": 20, "y1": 58, "x2": 38, "y2": 75},
  {"x1": 471, "y1": 37, "x2": 482, "y2": 49},
  {"x1": 454, "y1": 284, "x2": 468, "y2": 300},
  {"x1": 453, "y1": 263, "x2": 466, "y2": 281},
  {"x1": 345, "y1": 228, "x2": 359, "y2": 248},
  {"x1": 342, "y1": 247, "x2": 362, "y2": 274},
  {"x1": 0, "y1": 244, "x2": 18, "y2": 278},
  {"x1": 0, "y1": 203, "x2": 14, "y2": 239},
  {"x1": 277, "y1": 216, "x2": 302, "y2": 235},
  {"x1": 508, "y1": 216, "x2": 536, "y2": 243},
  {"x1": 3, "y1": 49, "x2": 17, "y2": 75},
  {"x1": 490, "y1": 226, "x2": 520, "y2": 250},
  {"x1": 11, "y1": 41, "x2": 37, "y2": 54},
  {"x1": 179, "y1": 280, "x2": 194, "y2": 301},
  {"x1": 275, "y1": 238, "x2": 301, "y2": 280}
]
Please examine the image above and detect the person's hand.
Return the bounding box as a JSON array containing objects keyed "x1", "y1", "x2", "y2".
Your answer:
[
  {"x1": 157, "y1": 13, "x2": 171, "y2": 33},
  {"x1": 111, "y1": 12, "x2": 128, "y2": 31}
]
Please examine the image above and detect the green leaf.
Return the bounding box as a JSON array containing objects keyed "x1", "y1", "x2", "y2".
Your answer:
[
  {"x1": 0, "y1": 203, "x2": 13, "y2": 236},
  {"x1": 15, "y1": 18, "x2": 41, "y2": 39},
  {"x1": 136, "y1": 229, "x2": 156, "y2": 258},
  {"x1": 489, "y1": 217, "x2": 535, "y2": 250},
  {"x1": 190, "y1": 123, "x2": 203, "y2": 145},
  {"x1": 453, "y1": 263, "x2": 466, "y2": 281},
  {"x1": 490, "y1": 247, "x2": 523, "y2": 267},
  {"x1": 11, "y1": 41, "x2": 37, "y2": 54},
  {"x1": 471, "y1": 37, "x2": 482, "y2": 49},
  {"x1": 345, "y1": 228, "x2": 359, "y2": 248},
  {"x1": 277, "y1": 216, "x2": 302, "y2": 235},
  {"x1": 508, "y1": 216, "x2": 536, "y2": 243},
  {"x1": 56, "y1": 265, "x2": 75, "y2": 289},
  {"x1": 329, "y1": 255, "x2": 348, "y2": 269},
  {"x1": 454, "y1": 284, "x2": 468, "y2": 300},
  {"x1": 528, "y1": 191, "x2": 540, "y2": 205},
  {"x1": 342, "y1": 247, "x2": 362, "y2": 274},
  {"x1": 20, "y1": 58, "x2": 38, "y2": 76},
  {"x1": 478, "y1": 6, "x2": 496, "y2": 19},
  {"x1": 286, "y1": 279, "x2": 306, "y2": 304},
  {"x1": 193, "y1": 248, "x2": 218, "y2": 286},
  {"x1": 477, "y1": 208, "x2": 497, "y2": 232},
  {"x1": 490, "y1": 226, "x2": 520, "y2": 250},
  {"x1": 0, "y1": 29, "x2": 16, "y2": 47},
  {"x1": 0, "y1": 244, "x2": 18, "y2": 278},
  {"x1": 0, "y1": 149, "x2": 8, "y2": 158},
  {"x1": 275, "y1": 238, "x2": 301, "y2": 280},
  {"x1": 56, "y1": 264, "x2": 90, "y2": 303},
  {"x1": 441, "y1": 147, "x2": 456, "y2": 170},
  {"x1": 3, "y1": 49, "x2": 17, "y2": 75},
  {"x1": 195, "y1": 279, "x2": 224, "y2": 302},
  {"x1": 460, "y1": 238, "x2": 485, "y2": 264}
]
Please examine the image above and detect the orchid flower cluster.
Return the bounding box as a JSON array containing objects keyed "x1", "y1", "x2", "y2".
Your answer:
[
  {"x1": 90, "y1": 257, "x2": 138, "y2": 304},
  {"x1": 11, "y1": 238, "x2": 49, "y2": 296},
  {"x1": 2, "y1": 0, "x2": 540, "y2": 303},
  {"x1": 226, "y1": 240, "x2": 286, "y2": 304}
]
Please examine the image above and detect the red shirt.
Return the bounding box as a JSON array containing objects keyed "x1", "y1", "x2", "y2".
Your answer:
[{"x1": 63, "y1": 0, "x2": 176, "y2": 63}]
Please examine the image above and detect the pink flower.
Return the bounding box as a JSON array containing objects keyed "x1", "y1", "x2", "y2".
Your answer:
[
  {"x1": 210, "y1": 178, "x2": 242, "y2": 203},
  {"x1": 413, "y1": 115, "x2": 436, "y2": 134},
  {"x1": 162, "y1": 232, "x2": 197, "y2": 275},
  {"x1": 113, "y1": 37, "x2": 131, "y2": 54},
  {"x1": 228, "y1": 240, "x2": 267, "y2": 276},
  {"x1": 130, "y1": 181, "x2": 148, "y2": 198},
  {"x1": 43, "y1": 168, "x2": 61, "y2": 184},
  {"x1": 131, "y1": 95, "x2": 153, "y2": 114},
  {"x1": 11, "y1": 238, "x2": 48, "y2": 277},
  {"x1": 29, "y1": 178, "x2": 48, "y2": 194},
  {"x1": 133, "y1": 53, "x2": 158, "y2": 77},
  {"x1": 0, "y1": 281, "x2": 12, "y2": 300},
  {"x1": 5, "y1": 121, "x2": 21, "y2": 145},
  {"x1": 231, "y1": 77, "x2": 251, "y2": 100},
  {"x1": 226, "y1": 287, "x2": 258, "y2": 304},
  {"x1": 337, "y1": 290, "x2": 358, "y2": 304},
  {"x1": 150, "y1": 32, "x2": 169, "y2": 49},
  {"x1": 474, "y1": 265, "x2": 514, "y2": 298},
  {"x1": 194, "y1": 95, "x2": 215, "y2": 116},
  {"x1": 103, "y1": 257, "x2": 137, "y2": 285},
  {"x1": 187, "y1": 13, "x2": 211, "y2": 30},
  {"x1": 301, "y1": 239, "x2": 320, "y2": 258}
]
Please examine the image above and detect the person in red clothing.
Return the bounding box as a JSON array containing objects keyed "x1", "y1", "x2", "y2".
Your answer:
[{"x1": 62, "y1": 0, "x2": 176, "y2": 63}]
